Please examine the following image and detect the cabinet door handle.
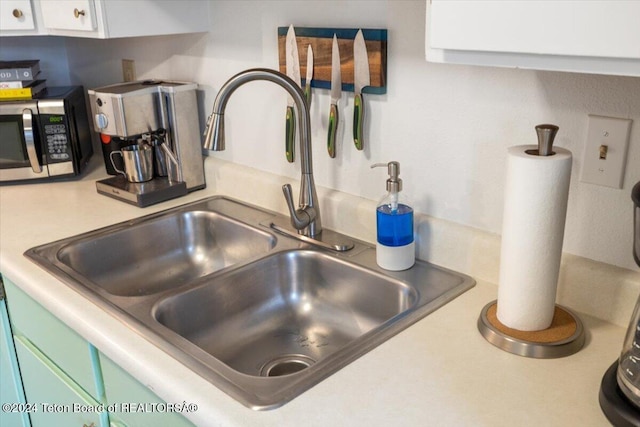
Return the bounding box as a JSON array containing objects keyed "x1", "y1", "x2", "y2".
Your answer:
[
  {"x1": 74, "y1": 8, "x2": 85, "y2": 18},
  {"x1": 83, "y1": 423, "x2": 95, "y2": 427},
  {"x1": 12, "y1": 8, "x2": 23, "y2": 18}
]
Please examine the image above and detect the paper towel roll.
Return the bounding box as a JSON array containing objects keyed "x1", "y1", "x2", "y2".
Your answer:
[{"x1": 496, "y1": 145, "x2": 572, "y2": 331}]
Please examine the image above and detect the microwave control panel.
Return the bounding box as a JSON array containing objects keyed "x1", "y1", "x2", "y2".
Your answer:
[{"x1": 39, "y1": 114, "x2": 72, "y2": 163}]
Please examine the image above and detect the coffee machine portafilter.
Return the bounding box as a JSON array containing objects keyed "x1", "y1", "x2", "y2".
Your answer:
[{"x1": 88, "y1": 80, "x2": 206, "y2": 207}]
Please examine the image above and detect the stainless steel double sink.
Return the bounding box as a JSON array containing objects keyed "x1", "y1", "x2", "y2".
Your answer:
[{"x1": 26, "y1": 196, "x2": 474, "y2": 409}]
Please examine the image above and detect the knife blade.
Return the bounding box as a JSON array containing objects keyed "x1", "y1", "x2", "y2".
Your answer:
[
  {"x1": 304, "y1": 44, "x2": 313, "y2": 106},
  {"x1": 327, "y1": 34, "x2": 341, "y2": 158},
  {"x1": 353, "y1": 29, "x2": 370, "y2": 151},
  {"x1": 285, "y1": 25, "x2": 301, "y2": 163}
]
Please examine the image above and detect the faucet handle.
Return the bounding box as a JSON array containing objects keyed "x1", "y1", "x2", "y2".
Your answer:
[{"x1": 282, "y1": 184, "x2": 316, "y2": 231}]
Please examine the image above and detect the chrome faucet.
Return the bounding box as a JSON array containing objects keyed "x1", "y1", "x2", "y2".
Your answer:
[
  {"x1": 203, "y1": 68, "x2": 321, "y2": 237},
  {"x1": 203, "y1": 68, "x2": 354, "y2": 251}
]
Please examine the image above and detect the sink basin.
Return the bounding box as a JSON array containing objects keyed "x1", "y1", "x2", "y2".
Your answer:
[
  {"x1": 56, "y1": 210, "x2": 276, "y2": 296},
  {"x1": 25, "y1": 196, "x2": 475, "y2": 410},
  {"x1": 154, "y1": 249, "x2": 416, "y2": 377}
]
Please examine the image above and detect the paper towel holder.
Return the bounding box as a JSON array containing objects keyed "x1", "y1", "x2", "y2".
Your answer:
[
  {"x1": 478, "y1": 300, "x2": 585, "y2": 359},
  {"x1": 478, "y1": 122, "x2": 585, "y2": 359}
]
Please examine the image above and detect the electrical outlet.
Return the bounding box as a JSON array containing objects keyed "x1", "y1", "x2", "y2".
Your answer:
[
  {"x1": 580, "y1": 115, "x2": 632, "y2": 189},
  {"x1": 122, "y1": 59, "x2": 136, "y2": 82}
]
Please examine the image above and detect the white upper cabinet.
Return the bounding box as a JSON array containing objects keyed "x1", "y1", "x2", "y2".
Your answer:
[
  {"x1": 0, "y1": 0, "x2": 44, "y2": 35},
  {"x1": 2, "y1": 0, "x2": 210, "y2": 39},
  {"x1": 425, "y1": 0, "x2": 640, "y2": 77}
]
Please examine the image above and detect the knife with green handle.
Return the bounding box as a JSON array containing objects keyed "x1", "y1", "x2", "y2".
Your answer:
[
  {"x1": 353, "y1": 29, "x2": 370, "y2": 151},
  {"x1": 327, "y1": 34, "x2": 341, "y2": 158},
  {"x1": 327, "y1": 104, "x2": 338, "y2": 158},
  {"x1": 303, "y1": 86, "x2": 311, "y2": 109},
  {"x1": 285, "y1": 25, "x2": 301, "y2": 163},
  {"x1": 285, "y1": 106, "x2": 295, "y2": 162},
  {"x1": 353, "y1": 93, "x2": 364, "y2": 151}
]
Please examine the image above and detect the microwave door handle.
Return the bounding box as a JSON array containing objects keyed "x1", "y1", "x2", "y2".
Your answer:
[{"x1": 22, "y1": 108, "x2": 42, "y2": 173}]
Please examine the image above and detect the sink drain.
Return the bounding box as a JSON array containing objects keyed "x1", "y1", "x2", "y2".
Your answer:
[{"x1": 260, "y1": 354, "x2": 315, "y2": 377}]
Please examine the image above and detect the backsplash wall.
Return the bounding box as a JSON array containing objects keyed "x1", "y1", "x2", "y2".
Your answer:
[
  {"x1": 0, "y1": 36, "x2": 71, "y2": 85},
  {"x1": 5, "y1": 1, "x2": 640, "y2": 271}
]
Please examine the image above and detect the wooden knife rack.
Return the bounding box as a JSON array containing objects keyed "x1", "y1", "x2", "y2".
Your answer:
[{"x1": 277, "y1": 27, "x2": 388, "y2": 95}]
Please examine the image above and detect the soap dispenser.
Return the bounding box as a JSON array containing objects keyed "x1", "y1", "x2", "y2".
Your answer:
[{"x1": 371, "y1": 161, "x2": 415, "y2": 270}]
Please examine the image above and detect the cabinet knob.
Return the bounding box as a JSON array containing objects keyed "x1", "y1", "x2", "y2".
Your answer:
[
  {"x1": 74, "y1": 8, "x2": 86, "y2": 18},
  {"x1": 12, "y1": 8, "x2": 23, "y2": 18}
]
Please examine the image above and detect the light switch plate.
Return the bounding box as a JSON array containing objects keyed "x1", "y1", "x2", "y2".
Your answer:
[
  {"x1": 122, "y1": 59, "x2": 136, "y2": 82},
  {"x1": 580, "y1": 115, "x2": 632, "y2": 189}
]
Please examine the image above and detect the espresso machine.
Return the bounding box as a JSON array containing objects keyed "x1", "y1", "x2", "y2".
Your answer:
[{"x1": 88, "y1": 80, "x2": 205, "y2": 207}]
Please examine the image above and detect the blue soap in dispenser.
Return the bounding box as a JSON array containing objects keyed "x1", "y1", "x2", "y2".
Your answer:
[{"x1": 371, "y1": 161, "x2": 415, "y2": 270}]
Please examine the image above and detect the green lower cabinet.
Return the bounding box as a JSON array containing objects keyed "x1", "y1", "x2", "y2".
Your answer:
[
  {"x1": 14, "y1": 335, "x2": 109, "y2": 427},
  {"x1": 4, "y1": 278, "x2": 103, "y2": 401},
  {"x1": 100, "y1": 353, "x2": 196, "y2": 427},
  {"x1": 0, "y1": 297, "x2": 30, "y2": 427},
  {"x1": 3, "y1": 277, "x2": 197, "y2": 427}
]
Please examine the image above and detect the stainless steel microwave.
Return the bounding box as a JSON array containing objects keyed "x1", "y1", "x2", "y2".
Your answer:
[{"x1": 0, "y1": 86, "x2": 93, "y2": 184}]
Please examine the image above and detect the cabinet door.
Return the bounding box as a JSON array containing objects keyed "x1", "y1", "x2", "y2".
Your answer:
[
  {"x1": 100, "y1": 353, "x2": 195, "y2": 427},
  {"x1": 14, "y1": 335, "x2": 108, "y2": 427},
  {"x1": 0, "y1": 0, "x2": 36, "y2": 31},
  {"x1": 0, "y1": 299, "x2": 29, "y2": 427},
  {"x1": 426, "y1": 0, "x2": 640, "y2": 76},
  {"x1": 38, "y1": 0, "x2": 209, "y2": 38},
  {"x1": 429, "y1": 1, "x2": 640, "y2": 59},
  {"x1": 3, "y1": 278, "x2": 103, "y2": 402},
  {"x1": 40, "y1": 0, "x2": 97, "y2": 32}
]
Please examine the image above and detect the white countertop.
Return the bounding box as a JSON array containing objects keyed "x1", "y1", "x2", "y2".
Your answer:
[{"x1": 0, "y1": 157, "x2": 625, "y2": 426}]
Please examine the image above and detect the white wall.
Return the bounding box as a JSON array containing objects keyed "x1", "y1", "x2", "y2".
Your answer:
[{"x1": 8, "y1": 0, "x2": 640, "y2": 271}]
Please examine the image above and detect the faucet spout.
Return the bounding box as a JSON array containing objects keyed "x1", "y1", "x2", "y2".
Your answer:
[{"x1": 203, "y1": 68, "x2": 321, "y2": 237}]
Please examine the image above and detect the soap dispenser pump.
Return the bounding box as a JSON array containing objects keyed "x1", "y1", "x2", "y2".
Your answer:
[{"x1": 371, "y1": 161, "x2": 415, "y2": 271}]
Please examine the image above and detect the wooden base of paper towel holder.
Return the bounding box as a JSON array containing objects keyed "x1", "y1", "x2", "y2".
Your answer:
[{"x1": 477, "y1": 300, "x2": 585, "y2": 359}]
